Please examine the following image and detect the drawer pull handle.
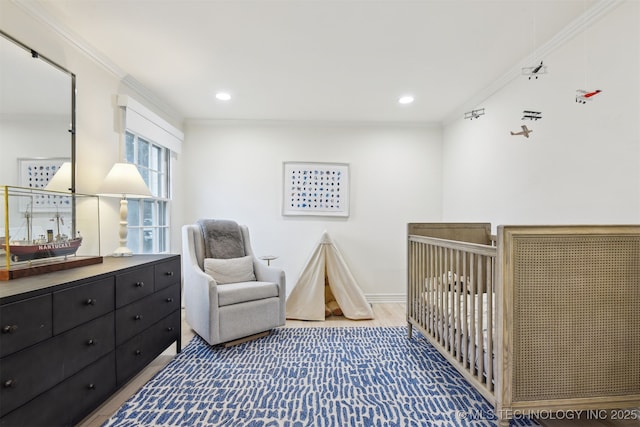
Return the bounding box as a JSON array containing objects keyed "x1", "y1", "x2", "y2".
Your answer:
[
  {"x1": 85, "y1": 298, "x2": 96, "y2": 306},
  {"x1": 87, "y1": 338, "x2": 96, "y2": 346},
  {"x1": 134, "y1": 349, "x2": 142, "y2": 356},
  {"x1": 135, "y1": 281, "x2": 145, "y2": 288},
  {"x1": 166, "y1": 297, "x2": 174, "y2": 303},
  {"x1": 2, "y1": 325, "x2": 18, "y2": 334},
  {"x1": 3, "y1": 379, "x2": 15, "y2": 388},
  {"x1": 167, "y1": 327, "x2": 174, "y2": 332},
  {"x1": 88, "y1": 383, "x2": 96, "y2": 390},
  {"x1": 165, "y1": 271, "x2": 174, "y2": 277},
  {"x1": 134, "y1": 314, "x2": 143, "y2": 321}
]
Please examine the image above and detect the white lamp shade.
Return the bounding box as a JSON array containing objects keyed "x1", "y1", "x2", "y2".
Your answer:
[
  {"x1": 98, "y1": 163, "x2": 153, "y2": 198},
  {"x1": 44, "y1": 162, "x2": 72, "y2": 192}
]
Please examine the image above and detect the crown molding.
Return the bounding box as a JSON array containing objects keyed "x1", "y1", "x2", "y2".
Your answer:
[
  {"x1": 120, "y1": 75, "x2": 185, "y2": 124},
  {"x1": 185, "y1": 117, "x2": 442, "y2": 129},
  {"x1": 12, "y1": 0, "x2": 184, "y2": 124},
  {"x1": 11, "y1": 0, "x2": 125, "y2": 79},
  {"x1": 443, "y1": 0, "x2": 624, "y2": 126}
]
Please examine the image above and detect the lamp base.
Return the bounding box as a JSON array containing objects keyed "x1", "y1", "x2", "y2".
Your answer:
[{"x1": 112, "y1": 246, "x2": 134, "y2": 257}]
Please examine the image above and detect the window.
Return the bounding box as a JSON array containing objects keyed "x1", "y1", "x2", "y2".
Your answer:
[
  {"x1": 124, "y1": 131, "x2": 170, "y2": 253},
  {"x1": 116, "y1": 94, "x2": 183, "y2": 254}
]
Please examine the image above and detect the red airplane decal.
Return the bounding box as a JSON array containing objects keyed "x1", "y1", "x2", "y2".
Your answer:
[{"x1": 576, "y1": 89, "x2": 602, "y2": 104}]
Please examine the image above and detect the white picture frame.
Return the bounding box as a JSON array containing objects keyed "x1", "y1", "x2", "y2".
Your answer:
[
  {"x1": 17, "y1": 157, "x2": 71, "y2": 212},
  {"x1": 283, "y1": 161, "x2": 349, "y2": 217}
]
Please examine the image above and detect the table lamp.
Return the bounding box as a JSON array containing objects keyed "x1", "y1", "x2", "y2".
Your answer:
[
  {"x1": 44, "y1": 162, "x2": 72, "y2": 192},
  {"x1": 98, "y1": 163, "x2": 152, "y2": 256}
]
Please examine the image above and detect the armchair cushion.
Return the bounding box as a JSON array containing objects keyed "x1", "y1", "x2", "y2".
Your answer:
[
  {"x1": 217, "y1": 281, "x2": 280, "y2": 307},
  {"x1": 204, "y1": 256, "x2": 257, "y2": 285}
]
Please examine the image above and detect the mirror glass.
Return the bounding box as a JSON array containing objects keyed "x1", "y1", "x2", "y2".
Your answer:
[{"x1": 0, "y1": 30, "x2": 75, "y2": 192}]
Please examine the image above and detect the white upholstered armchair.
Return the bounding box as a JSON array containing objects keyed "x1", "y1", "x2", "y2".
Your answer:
[{"x1": 182, "y1": 220, "x2": 286, "y2": 345}]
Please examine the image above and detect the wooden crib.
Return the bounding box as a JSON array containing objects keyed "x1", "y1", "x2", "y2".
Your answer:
[{"x1": 407, "y1": 223, "x2": 640, "y2": 426}]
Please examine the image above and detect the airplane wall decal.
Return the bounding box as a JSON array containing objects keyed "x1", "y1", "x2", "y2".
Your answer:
[
  {"x1": 522, "y1": 61, "x2": 547, "y2": 79},
  {"x1": 464, "y1": 108, "x2": 485, "y2": 120},
  {"x1": 576, "y1": 89, "x2": 602, "y2": 104},
  {"x1": 522, "y1": 110, "x2": 542, "y2": 120},
  {"x1": 511, "y1": 125, "x2": 533, "y2": 138}
]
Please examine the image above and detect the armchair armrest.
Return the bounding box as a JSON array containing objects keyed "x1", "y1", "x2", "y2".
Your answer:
[
  {"x1": 182, "y1": 224, "x2": 222, "y2": 344},
  {"x1": 253, "y1": 259, "x2": 286, "y2": 325},
  {"x1": 254, "y1": 260, "x2": 284, "y2": 284}
]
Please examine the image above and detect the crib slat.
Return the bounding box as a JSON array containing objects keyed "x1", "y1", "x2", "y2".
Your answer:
[
  {"x1": 476, "y1": 256, "x2": 484, "y2": 384},
  {"x1": 444, "y1": 247, "x2": 450, "y2": 351},
  {"x1": 462, "y1": 250, "x2": 468, "y2": 369},
  {"x1": 469, "y1": 253, "x2": 477, "y2": 375},
  {"x1": 438, "y1": 246, "x2": 443, "y2": 344},
  {"x1": 455, "y1": 249, "x2": 462, "y2": 362},
  {"x1": 486, "y1": 254, "x2": 494, "y2": 391},
  {"x1": 427, "y1": 244, "x2": 433, "y2": 334}
]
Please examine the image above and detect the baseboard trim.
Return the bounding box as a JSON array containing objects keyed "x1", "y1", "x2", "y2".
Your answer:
[{"x1": 365, "y1": 293, "x2": 406, "y2": 304}]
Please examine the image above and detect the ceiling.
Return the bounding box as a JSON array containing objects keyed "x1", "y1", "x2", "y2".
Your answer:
[{"x1": 29, "y1": 0, "x2": 604, "y2": 124}]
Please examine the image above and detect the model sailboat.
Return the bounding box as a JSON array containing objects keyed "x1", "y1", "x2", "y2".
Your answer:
[{"x1": 2, "y1": 209, "x2": 82, "y2": 262}]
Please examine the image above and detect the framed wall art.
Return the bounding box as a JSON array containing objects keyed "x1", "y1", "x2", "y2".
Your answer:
[
  {"x1": 283, "y1": 161, "x2": 349, "y2": 217},
  {"x1": 18, "y1": 157, "x2": 71, "y2": 211}
]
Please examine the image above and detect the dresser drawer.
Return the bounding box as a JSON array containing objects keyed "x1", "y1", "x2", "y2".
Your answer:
[
  {"x1": 53, "y1": 277, "x2": 114, "y2": 334},
  {"x1": 116, "y1": 310, "x2": 180, "y2": 385},
  {"x1": 0, "y1": 337, "x2": 64, "y2": 417},
  {"x1": 59, "y1": 312, "x2": 115, "y2": 378},
  {"x1": 115, "y1": 296, "x2": 156, "y2": 346},
  {"x1": 155, "y1": 309, "x2": 181, "y2": 354},
  {"x1": 0, "y1": 352, "x2": 116, "y2": 427},
  {"x1": 153, "y1": 283, "x2": 181, "y2": 319},
  {"x1": 115, "y1": 266, "x2": 154, "y2": 308},
  {"x1": 154, "y1": 257, "x2": 181, "y2": 291},
  {"x1": 115, "y1": 283, "x2": 180, "y2": 345},
  {"x1": 0, "y1": 294, "x2": 52, "y2": 358}
]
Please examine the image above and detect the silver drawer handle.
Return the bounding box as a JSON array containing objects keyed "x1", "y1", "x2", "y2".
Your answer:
[
  {"x1": 85, "y1": 298, "x2": 96, "y2": 306},
  {"x1": 165, "y1": 271, "x2": 174, "y2": 277},
  {"x1": 135, "y1": 281, "x2": 145, "y2": 288},
  {"x1": 134, "y1": 314, "x2": 143, "y2": 321},
  {"x1": 3, "y1": 379, "x2": 15, "y2": 388}
]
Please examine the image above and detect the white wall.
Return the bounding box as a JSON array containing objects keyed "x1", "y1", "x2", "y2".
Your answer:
[
  {"x1": 0, "y1": 116, "x2": 70, "y2": 184},
  {"x1": 442, "y1": 1, "x2": 640, "y2": 230},
  {"x1": 182, "y1": 121, "x2": 442, "y2": 300}
]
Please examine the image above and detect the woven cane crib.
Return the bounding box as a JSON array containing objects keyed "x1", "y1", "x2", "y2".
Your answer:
[{"x1": 407, "y1": 223, "x2": 640, "y2": 426}]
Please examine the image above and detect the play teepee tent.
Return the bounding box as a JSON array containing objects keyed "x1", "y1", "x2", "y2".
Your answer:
[{"x1": 286, "y1": 231, "x2": 374, "y2": 321}]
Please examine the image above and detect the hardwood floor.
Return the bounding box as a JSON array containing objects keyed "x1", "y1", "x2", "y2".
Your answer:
[{"x1": 78, "y1": 304, "x2": 638, "y2": 427}]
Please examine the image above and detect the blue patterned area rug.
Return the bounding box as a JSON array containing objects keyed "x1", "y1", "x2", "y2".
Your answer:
[{"x1": 103, "y1": 327, "x2": 537, "y2": 427}]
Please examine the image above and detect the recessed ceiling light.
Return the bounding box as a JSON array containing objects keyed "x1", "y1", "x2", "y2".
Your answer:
[
  {"x1": 215, "y1": 92, "x2": 231, "y2": 101},
  {"x1": 398, "y1": 95, "x2": 414, "y2": 104}
]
